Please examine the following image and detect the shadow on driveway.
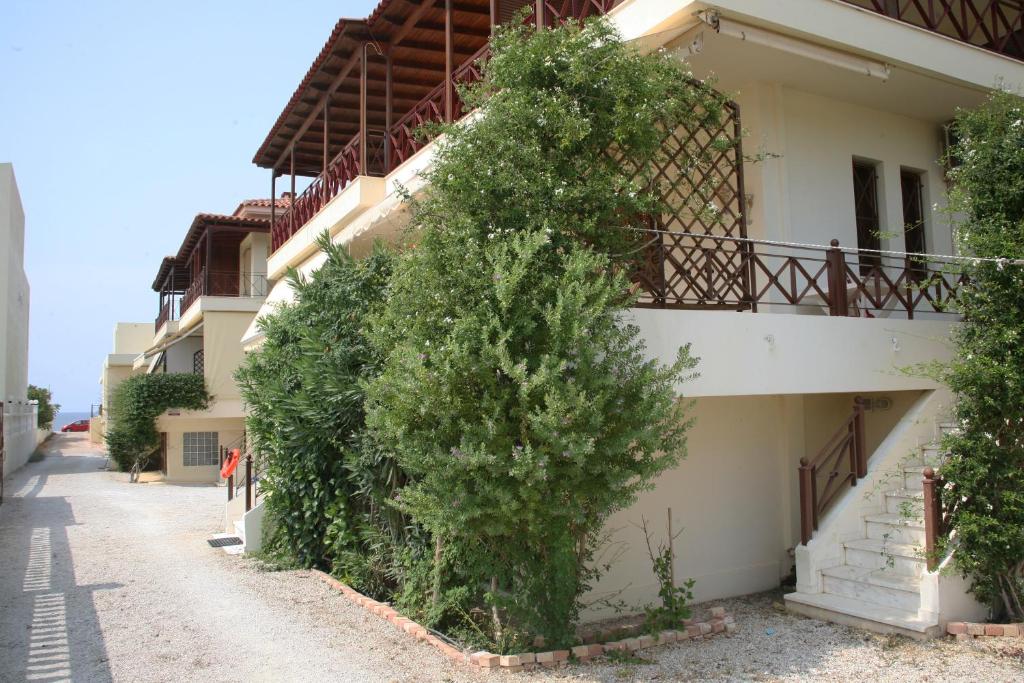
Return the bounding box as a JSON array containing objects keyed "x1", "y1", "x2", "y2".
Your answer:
[{"x1": 0, "y1": 442, "x2": 119, "y2": 682}]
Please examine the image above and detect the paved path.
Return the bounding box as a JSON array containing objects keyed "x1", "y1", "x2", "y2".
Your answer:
[
  {"x1": 3, "y1": 435, "x2": 1022, "y2": 683},
  {"x1": 0, "y1": 434, "x2": 468, "y2": 683}
]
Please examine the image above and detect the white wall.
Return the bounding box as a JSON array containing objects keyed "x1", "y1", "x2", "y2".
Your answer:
[
  {"x1": 1, "y1": 163, "x2": 32, "y2": 476},
  {"x1": 164, "y1": 336, "x2": 204, "y2": 375}
]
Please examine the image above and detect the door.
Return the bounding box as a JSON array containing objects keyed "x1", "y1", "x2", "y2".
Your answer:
[{"x1": 158, "y1": 432, "x2": 167, "y2": 475}]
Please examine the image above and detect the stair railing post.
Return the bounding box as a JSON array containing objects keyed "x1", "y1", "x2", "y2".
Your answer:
[
  {"x1": 245, "y1": 455, "x2": 253, "y2": 512},
  {"x1": 853, "y1": 396, "x2": 867, "y2": 478},
  {"x1": 922, "y1": 467, "x2": 939, "y2": 572},
  {"x1": 826, "y1": 239, "x2": 849, "y2": 317},
  {"x1": 227, "y1": 472, "x2": 233, "y2": 501},
  {"x1": 799, "y1": 458, "x2": 815, "y2": 545}
]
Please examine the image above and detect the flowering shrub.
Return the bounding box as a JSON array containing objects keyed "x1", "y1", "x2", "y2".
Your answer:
[
  {"x1": 940, "y1": 90, "x2": 1024, "y2": 620},
  {"x1": 365, "y1": 17, "x2": 727, "y2": 648}
]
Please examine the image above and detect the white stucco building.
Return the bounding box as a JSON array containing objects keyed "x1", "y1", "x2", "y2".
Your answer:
[
  {"x1": 1, "y1": 163, "x2": 35, "y2": 480},
  {"x1": 240, "y1": 1, "x2": 1024, "y2": 635}
]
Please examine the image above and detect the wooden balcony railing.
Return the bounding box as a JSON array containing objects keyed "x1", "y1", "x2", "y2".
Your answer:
[
  {"x1": 838, "y1": 0, "x2": 1024, "y2": 60},
  {"x1": 799, "y1": 398, "x2": 868, "y2": 545},
  {"x1": 180, "y1": 269, "x2": 269, "y2": 314},
  {"x1": 155, "y1": 297, "x2": 181, "y2": 329},
  {"x1": 632, "y1": 231, "x2": 969, "y2": 318}
]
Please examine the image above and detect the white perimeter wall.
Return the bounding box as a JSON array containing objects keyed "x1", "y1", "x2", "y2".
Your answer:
[{"x1": 1, "y1": 163, "x2": 32, "y2": 476}]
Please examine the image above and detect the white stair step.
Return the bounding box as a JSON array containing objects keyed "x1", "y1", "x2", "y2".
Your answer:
[
  {"x1": 886, "y1": 488, "x2": 924, "y2": 516},
  {"x1": 233, "y1": 519, "x2": 246, "y2": 543},
  {"x1": 785, "y1": 591, "x2": 940, "y2": 638},
  {"x1": 865, "y1": 513, "x2": 926, "y2": 545},
  {"x1": 844, "y1": 537, "x2": 925, "y2": 576},
  {"x1": 901, "y1": 465, "x2": 928, "y2": 491},
  {"x1": 821, "y1": 565, "x2": 921, "y2": 611},
  {"x1": 921, "y1": 445, "x2": 945, "y2": 467}
]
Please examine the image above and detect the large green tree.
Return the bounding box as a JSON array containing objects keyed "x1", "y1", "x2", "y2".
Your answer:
[
  {"x1": 366, "y1": 17, "x2": 722, "y2": 647},
  {"x1": 941, "y1": 89, "x2": 1024, "y2": 619}
]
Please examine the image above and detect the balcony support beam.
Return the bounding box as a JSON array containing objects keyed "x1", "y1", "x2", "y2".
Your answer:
[
  {"x1": 445, "y1": 0, "x2": 454, "y2": 122},
  {"x1": 360, "y1": 43, "x2": 369, "y2": 175},
  {"x1": 385, "y1": 49, "x2": 393, "y2": 174},
  {"x1": 289, "y1": 146, "x2": 296, "y2": 240}
]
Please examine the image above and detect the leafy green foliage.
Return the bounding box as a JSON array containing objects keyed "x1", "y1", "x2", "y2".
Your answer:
[
  {"x1": 941, "y1": 89, "x2": 1024, "y2": 620},
  {"x1": 365, "y1": 18, "x2": 709, "y2": 648},
  {"x1": 105, "y1": 373, "x2": 209, "y2": 472},
  {"x1": 27, "y1": 385, "x2": 59, "y2": 430},
  {"x1": 638, "y1": 518, "x2": 695, "y2": 633},
  {"x1": 235, "y1": 236, "x2": 417, "y2": 591}
]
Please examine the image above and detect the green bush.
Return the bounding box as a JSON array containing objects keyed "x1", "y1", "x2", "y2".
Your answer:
[
  {"x1": 105, "y1": 373, "x2": 209, "y2": 472},
  {"x1": 365, "y1": 17, "x2": 713, "y2": 648},
  {"x1": 235, "y1": 236, "x2": 412, "y2": 589},
  {"x1": 941, "y1": 89, "x2": 1024, "y2": 620},
  {"x1": 27, "y1": 385, "x2": 59, "y2": 431}
]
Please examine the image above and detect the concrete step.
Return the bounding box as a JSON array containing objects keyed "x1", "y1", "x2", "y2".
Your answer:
[
  {"x1": 921, "y1": 445, "x2": 945, "y2": 467},
  {"x1": 785, "y1": 591, "x2": 940, "y2": 639},
  {"x1": 902, "y1": 464, "x2": 929, "y2": 491},
  {"x1": 865, "y1": 512, "x2": 926, "y2": 546},
  {"x1": 886, "y1": 488, "x2": 924, "y2": 516},
  {"x1": 233, "y1": 519, "x2": 246, "y2": 544},
  {"x1": 821, "y1": 565, "x2": 921, "y2": 612},
  {"x1": 844, "y1": 537, "x2": 925, "y2": 576}
]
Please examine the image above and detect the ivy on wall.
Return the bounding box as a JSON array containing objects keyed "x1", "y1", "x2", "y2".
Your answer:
[{"x1": 105, "y1": 373, "x2": 209, "y2": 474}]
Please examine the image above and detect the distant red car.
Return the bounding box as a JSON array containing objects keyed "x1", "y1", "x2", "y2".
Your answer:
[{"x1": 60, "y1": 419, "x2": 90, "y2": 433}]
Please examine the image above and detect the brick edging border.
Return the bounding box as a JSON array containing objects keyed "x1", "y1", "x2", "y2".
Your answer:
[
  {"x1": 310, "y1": 569, "x2": 736, "y2": 671},
  {"x1": 947, "y1": 621, "x2": 1024, "y2": 639}
]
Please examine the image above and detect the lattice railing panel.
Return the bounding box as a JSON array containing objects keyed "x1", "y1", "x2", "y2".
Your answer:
[{"x1": 839, "y1": 0, "x2": 1024, "y2": 60}]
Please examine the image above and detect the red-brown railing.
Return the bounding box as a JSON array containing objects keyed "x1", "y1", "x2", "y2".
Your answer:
[
  {"x1": 632, "y1": 232, "x2": 968, "y2": 318},
  {"x1": 222, "y1": 433, "x2": 265, "y2": 512},
  {"x1": 799, "y1": 398, "x2": 868, "y2": 545},
  {"x1": 923, "y1": 464, "x2": 965, "y2": 571},
  {"x1": 838, "y1": 0, "x2": 1024, "y2": 61},
  {"x1": 180, "y1": 269, "x2": 269, "y2": 314},
  {"x1": 272, "y1": 137, "x2": 363, "y2": 251},
  {"x1": 531, "y1": 0, "x2": 621, "y2": 26},
  {"x1": 155, "y1": 298, "x2": 180, "y2": 329}
]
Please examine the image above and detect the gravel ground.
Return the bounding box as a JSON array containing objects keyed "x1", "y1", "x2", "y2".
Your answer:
[{"x1": 1, "y1": 434, "x2": 1021, "y2": 682}]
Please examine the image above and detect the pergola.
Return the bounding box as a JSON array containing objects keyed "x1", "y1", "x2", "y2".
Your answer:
[{"x1": 253, "y1": 1, "x2": 621, "y2": 250}]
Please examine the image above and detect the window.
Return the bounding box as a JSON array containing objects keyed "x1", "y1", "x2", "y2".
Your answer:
[
  {"x1": 852, "y1": 160, "x2": 881, "y2": 275},
  {"x1": 900, "y1": 169, "x2": 927, "y2": 280},
  {"x1": 193, "y1": 349, "x2": 204, "y2": 375},
  {"x1": 183, "y1": 431, "x2": 218, "y2": 467}
]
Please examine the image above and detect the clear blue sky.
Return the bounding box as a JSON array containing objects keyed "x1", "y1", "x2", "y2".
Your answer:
[{"x1": 0, "y1": 1, "x2": 378, "y2": 410}]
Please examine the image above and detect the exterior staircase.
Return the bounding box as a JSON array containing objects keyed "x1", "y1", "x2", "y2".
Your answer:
[{"x1": 785, "y1": 393, "x2": 982, "y2": 638}]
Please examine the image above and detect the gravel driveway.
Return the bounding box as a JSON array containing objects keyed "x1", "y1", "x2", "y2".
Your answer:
[{"x1": 1, "y1": 434, "x2": 1021, "y2": 682}]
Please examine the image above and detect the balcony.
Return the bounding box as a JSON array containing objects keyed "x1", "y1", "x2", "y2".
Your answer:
[
  {"x1": 152, "y1": 213, "x2": 271, "y2": 330},
  {"x1": 259, "y1": 1, "x2": 623, "y2": 252},
  {"x1": 632, "y1": 231, "x2": 967, "y2": 319},
  {"x1": 838, "y1": 0, "x2": 1024, "y2": 60},
  {"x1": 179, "y1": 270, "x2": 269, "y2": 315}
]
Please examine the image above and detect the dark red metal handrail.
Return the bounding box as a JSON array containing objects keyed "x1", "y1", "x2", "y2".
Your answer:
[
  {"x1": 838, "y1": 0, "x2": 1024, "y2": 61},
  {"x1": 799, "y1": 397, "x2": 867, "y2": 545}
]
